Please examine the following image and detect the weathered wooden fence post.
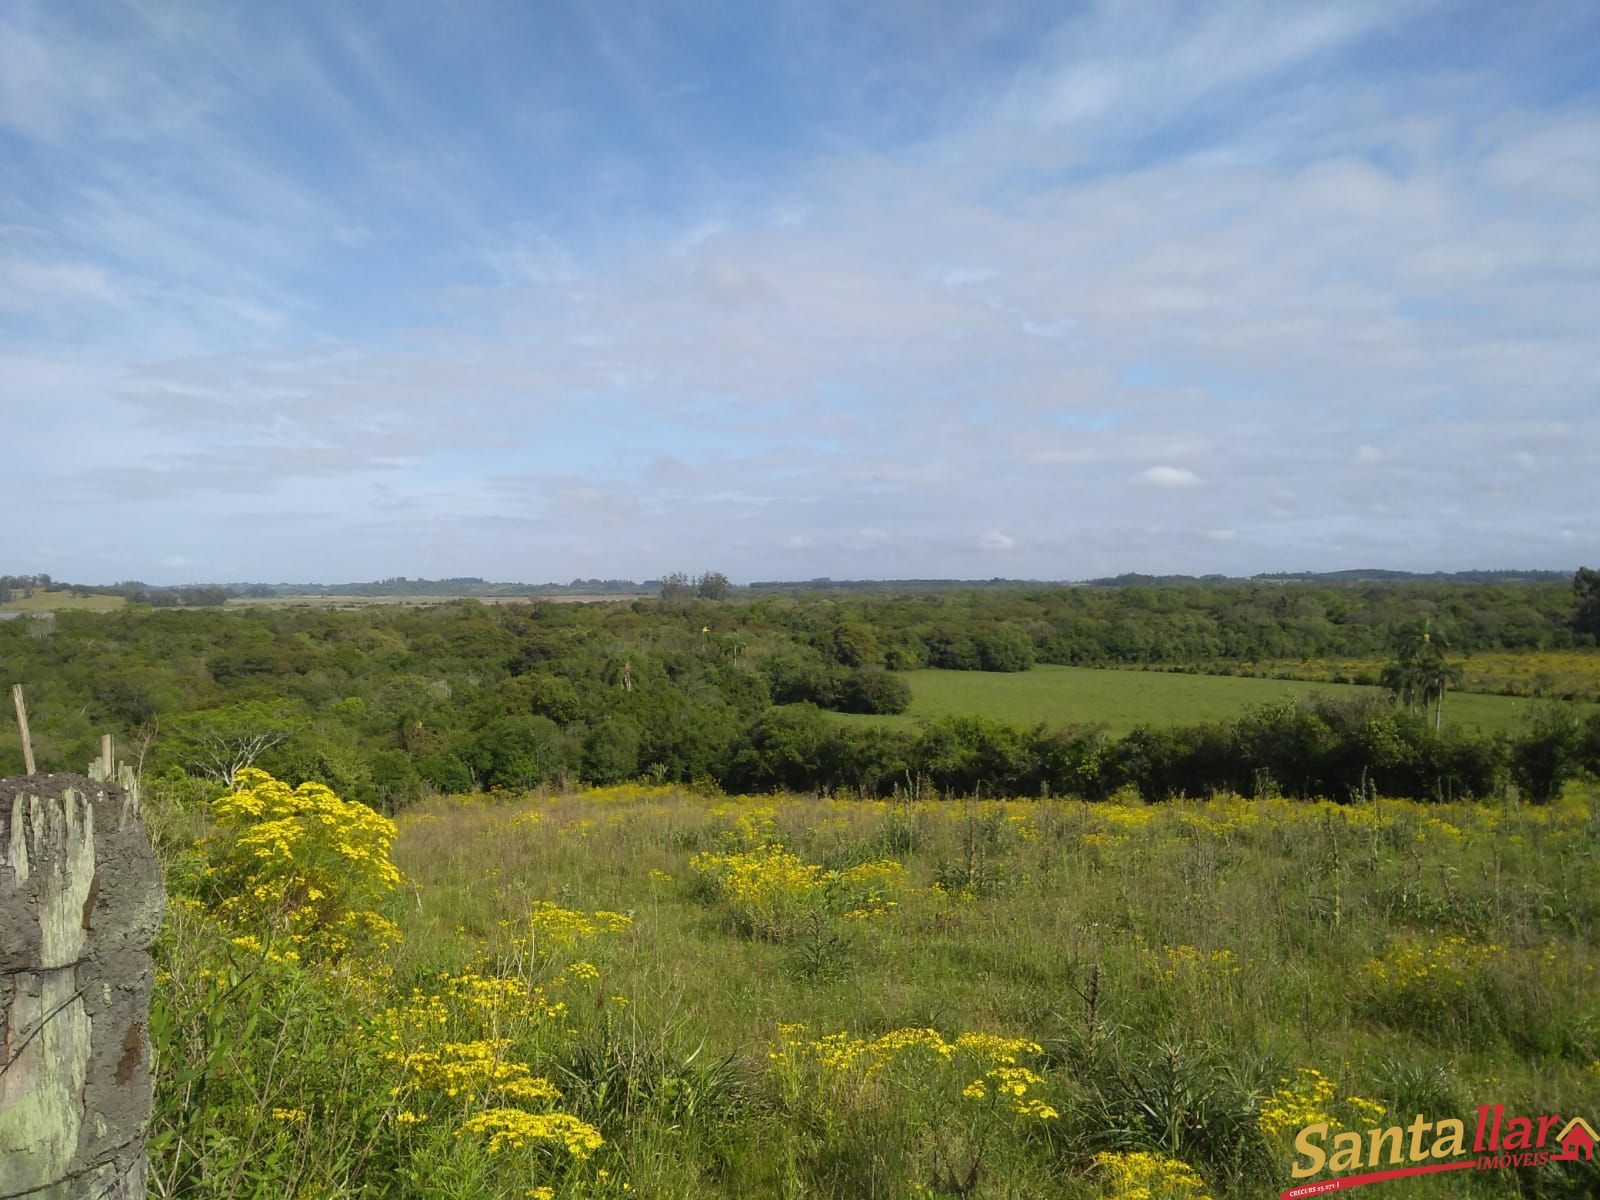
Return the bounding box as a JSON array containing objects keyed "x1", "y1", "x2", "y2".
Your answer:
[
  {"x1": 1, "y1": 770, "x2": 164, "y2": 1199},
  {"x1": 11, "y1": 684, "x2": 36, "y2": 776}
]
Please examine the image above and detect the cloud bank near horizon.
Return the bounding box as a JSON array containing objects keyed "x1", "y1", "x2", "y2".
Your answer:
[{"x1": 3, "y1": 0, "x2": 1597, "y2": 584}]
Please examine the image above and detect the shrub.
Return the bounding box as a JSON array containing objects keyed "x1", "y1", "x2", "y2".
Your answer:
[
  {"x1": 203, "y1": 767, "x2": 401, "y2": 960},
  {"x1": 769, "y1": 1024, "x2": 1058, "y2": 1195},
  {"x1": 976, "y1": 626, "x2": 1036, "y2": 672},
  {"x1": 829, "y1": 666, "x2": 912, "y2": 714},
  {"x1": 687, "y1": 844, "x2": 906, "y2": 939},
  {"x1": 1509, "y1": 702, "x2": 1585, "y2": 802}
]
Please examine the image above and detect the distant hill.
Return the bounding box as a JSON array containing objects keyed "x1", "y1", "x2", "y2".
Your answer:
[
  {"x1": 751, "y1": 569, "x2": 1574, "y2": 592},
  {"x1": 4, "y1": 567, "x2": 1579, "y2": 604},
  {"x1": 1088, "y1": 569, "x2": 1573, "y2": 587}
]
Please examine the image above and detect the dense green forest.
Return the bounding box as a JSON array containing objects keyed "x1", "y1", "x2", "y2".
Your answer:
[{"x1": 4, "y1": 578, "x2": 1599, "y2": 806}]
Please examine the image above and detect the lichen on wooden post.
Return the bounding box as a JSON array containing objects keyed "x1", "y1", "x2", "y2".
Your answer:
[{"x1": 1, "y1": 773, "x2": 164, "y2": 1199}]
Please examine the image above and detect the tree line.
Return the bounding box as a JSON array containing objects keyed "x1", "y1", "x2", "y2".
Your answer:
[
  {"x1": 2, "y1": 578, "x2": 1597, "y2": 807},
  {"x1": 0, "y1": 575, "x2": 229, "y2": 606}
]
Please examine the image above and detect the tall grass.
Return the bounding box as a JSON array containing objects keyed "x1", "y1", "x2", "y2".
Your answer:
[{"x1": 148, "y1": 780, "x2": 1600, "y2": 1198}]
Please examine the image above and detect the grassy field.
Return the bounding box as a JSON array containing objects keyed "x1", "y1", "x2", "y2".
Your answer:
[
  {"x1": 1254, "y1": 652, "x2": 1600, "y2": 702},
  {"x1": 222, "y1": 593, "x2": 647, "y2": 609},
  {"x1": 829, "y1": 665, "x2": 1579, "y2": 737},
  {"x1": 0, "y1": 587, "x2": 125, "y2": 612},
  {"x1": 149, "y1": 777, "x2": 1600, "y2": 1199},
  {"x1": 0, "y1": 590, "x2": 637, "y2": 615}
]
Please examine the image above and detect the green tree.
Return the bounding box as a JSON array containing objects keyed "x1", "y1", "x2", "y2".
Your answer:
[
  {"x1": 164, "y1": 700, "x2": 305, "y2": 784},
  {"x1": 1509, "y1": 702, "x2": 1583, "y2": 803},
  {"x1": 695, "y1": 570, "x2": 731, "y2": 601},
  {"x1": 825, "y1": 621, "x2": 882, "y2": 668},
  {"x1": 1381, "y1": 621, "x2": 1463, "y2": 730},
  {"x1": 660, "y1": 571, "x2": 694, "y2": 603},
  {"x1": 581, "y1": 716, "x2": 641, "y2": 783},
  {"x1": 471, "y1": 714, "x2": 567, "y2": 789},
  {"x1": 1416, "y1": 656, "x2": 1463, "y2": 732},
  {"x1": 1573, "y1": 567, "x2": 1600, "y2": 640},
  {"x1": 976, "y1": 626, "x2": 1035, "y2": 672},
  {"x1": 829, "y1": 667, "x2": 912, "y2": 715},
  {"x1": 726, "y1": 705, "x2": 832, "y2": 792}
]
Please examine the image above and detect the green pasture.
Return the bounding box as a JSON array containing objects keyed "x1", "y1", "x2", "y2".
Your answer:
[
  {"x1": 0, "y1": 588, "x2": 125, "y2": 613},
  {"x1": 832, "y1": 664, "x2": 1573, "y2": 737}
]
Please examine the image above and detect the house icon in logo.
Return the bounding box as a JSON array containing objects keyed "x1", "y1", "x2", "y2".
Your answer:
[{"x1": 1554, "y1": 1116, "x2": 1597, "y2": 1162}]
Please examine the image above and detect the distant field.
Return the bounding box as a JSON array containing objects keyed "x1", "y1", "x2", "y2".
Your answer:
[
  {"x1": 1255, "y1": 650, "x2": 1600, "y2": 701},
  {"x1": 0, "y1": 589, "x2": 125, "y2": 613},
  {"x1": 223, "y1": 592, "x2": 648, "y2": 609},
  {"x1": 831, "y1": 664, "x2": 1578, "y2": 736}
]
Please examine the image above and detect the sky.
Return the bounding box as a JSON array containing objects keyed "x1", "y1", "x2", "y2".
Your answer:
[{"x1": 2, "y1": 0, "x2": 1598, "y2": 585}]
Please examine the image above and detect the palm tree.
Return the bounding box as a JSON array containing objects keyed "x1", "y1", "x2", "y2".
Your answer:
[
  {"x1": 1415, "y1": 656, "x2": 1464, "y2": 731},
  {"x1": 1380, "y1": 657, "x2": 1426, "y2": 710},
  {"x1": 1381, "y1": 620, "x2": 1464, "y2": 730}
]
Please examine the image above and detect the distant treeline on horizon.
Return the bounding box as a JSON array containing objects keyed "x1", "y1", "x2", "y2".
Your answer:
[{"x1": 0, "y1": 567, "x2": 1577, "y2": 605}]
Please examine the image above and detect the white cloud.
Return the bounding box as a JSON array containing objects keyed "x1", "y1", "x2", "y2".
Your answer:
[
  {"x1": 1134, "y1": 466, "x2": 1203, "y2": 489},
  {"x1": 1002, "y1": 0, "x2": 1423, "y2": 134},
  {"x1": 2, "y1": 0, "x2": 1596, "y2": 581},
  {"x1": 0, "y1": 258, "x2": 118, "y2": 308}
]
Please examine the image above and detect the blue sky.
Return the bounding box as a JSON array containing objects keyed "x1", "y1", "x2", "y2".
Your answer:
[{"x1": 2, "y1": 0, "x2": 1597, "y2": 584}]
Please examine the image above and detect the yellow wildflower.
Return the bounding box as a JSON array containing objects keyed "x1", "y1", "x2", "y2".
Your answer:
[{"x1": 456, "y1": 1108, "x2": 603, "y2": 1159}]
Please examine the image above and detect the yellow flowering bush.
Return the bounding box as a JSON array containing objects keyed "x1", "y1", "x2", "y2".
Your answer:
[
  {"x1": 377, "y1": 956, "x2": 611, "y2": 1186},
  {"x1": 204, "y1": 768, "x2": 401, "y2": 958},
  {"x1": 834, "y1": 859, "x2": 907, "y2": 920},
  {"x1": 1092, "y1": 1150, "x2": 1211, "y2": 1199},
  {"x1": 772, "y1": 1023, "x2": 957, "y2": 1077},
  {"x1": 770, "y1": 1023, "x2": 1056, "y2": 1121},
  {"x1": 960, "y1": 1065, "x2": 1060, "y2": 1120},
  {"x1": 1418, "y1": 816, "x2": 1465, "y2": 842},
  {"x1": 1258, "y1": 1068, "x2": 1388, "y2": 1143},
  {"x1": 1356, "y1": 935, "x2": 1501, "y2": 1028},
  {"x1": 951, "y1": 1031, "x2": 1043, "y2": 1065},
  {"x1": 1257, "y1": 1068, "x2": 1338, "y2": 1141},
  {"x1": 455, "y1": 1108, "x2": 604, "y2": 1159},
  {"x1": 443, "y1": 969, "x2": 569, "y2": 1024},
  {"x1": 1099, "y1": 804, "x2": 1159, "y2": 830},
  {"x1": 1345, "y1": 1095, "x2": 1389, "y2": 1127},
  {"x1": 770, "y1": 1022, "x2": 1058, "y2": 1195},
  {"x1": 688, "y1": 844, "x2": 907, "y2": 939},
  {"x1": 397, "y1": 1038, "x2": 562, "y2": 1103},
  {"x1": 690, "y1": 844, "x2": 825, "y2": 938},
  {"x1": 525, "y1": 901, "x2": 634, "y2": 953},
  {"x1": 1146, "y1": 944, "x2": 1241, "y2": 984},
  {"x1": 706, "y1": 801, "x2": 780, "y2": 849},
  {"x1": 363, "y1": 895, "x2": 639, "y2": 1192}
]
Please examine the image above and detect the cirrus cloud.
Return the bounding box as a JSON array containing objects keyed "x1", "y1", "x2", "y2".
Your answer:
[{"x1": 1, "y1": 0, "x2": 1596, "y2": 583}]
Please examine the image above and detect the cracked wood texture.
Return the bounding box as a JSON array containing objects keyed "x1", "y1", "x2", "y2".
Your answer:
[{"x1": 1, "y1": 774, "x2": 164, "y2": 1199}]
